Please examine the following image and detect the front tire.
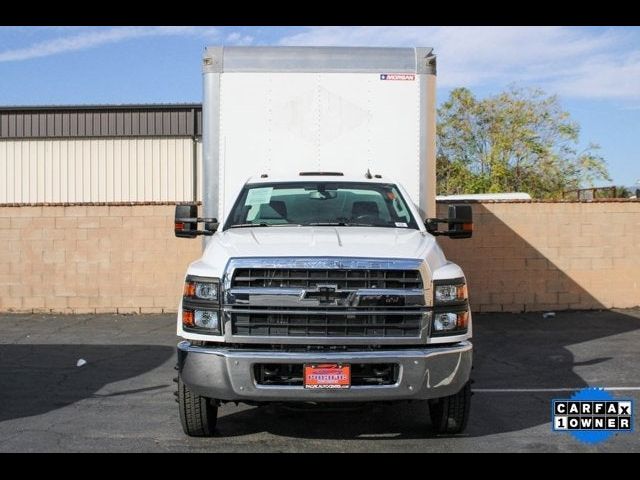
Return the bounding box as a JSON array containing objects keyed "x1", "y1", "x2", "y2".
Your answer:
[
  {"x1": 178, "y1": 376, "x2": 218, "y2": 437},
  {"x1": 428, "y1": 381, "x2": 471, "y2": 434}
]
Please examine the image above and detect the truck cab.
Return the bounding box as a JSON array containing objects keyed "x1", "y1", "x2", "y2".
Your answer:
[{"x1": 174, "y1": 46, "x2": 474, "y2": 436}]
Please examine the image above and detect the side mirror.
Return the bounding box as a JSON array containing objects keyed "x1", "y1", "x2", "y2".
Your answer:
[
  {"x1": 174, "y1": 205, "x2": 218, "y2": 238},
  {"x1": 175, "y1": 205, "x2": 198, "y2": 238},
  {"x1": 447, "y1": 204, "x2": 473, "y2": 239},
  {"x1": 424, "y1": 204, "x2": 473, "y2": 239}
]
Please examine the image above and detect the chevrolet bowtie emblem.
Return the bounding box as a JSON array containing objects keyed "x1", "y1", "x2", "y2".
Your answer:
[{"x1": 301, "y1": 284, "x2": 348, "y2": 304}]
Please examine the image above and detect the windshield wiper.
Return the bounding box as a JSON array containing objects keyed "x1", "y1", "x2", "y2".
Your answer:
[
  {"x1": 227, "y1": 223, "x2": 270, "y2": 229},
  {"x1": 227, "y1": 223, "x2": 301, "y2": 229},
  {"x1": 308, "y1": 222, "x2": 375, "y2": 227}
]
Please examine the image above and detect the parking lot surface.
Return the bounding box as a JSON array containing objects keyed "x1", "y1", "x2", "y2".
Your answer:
[{"x1": 1, "y1": 309, "x2": 638, "y2": 452}]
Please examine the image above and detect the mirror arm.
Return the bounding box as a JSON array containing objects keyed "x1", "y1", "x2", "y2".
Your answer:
[
  {"x1": 426, "y1": 204, "x2": 473, "y2": 239},
  {"x1": 175, "y1": 215, "x2": 219, "y2": 237},
  {"x1": 425, "y1": 217, "x2": 448, "y2": 236},
  {"x1": 426, "y1": 217, "x2": 449, "y2": 224},
  {"x1": 425, "y1": 218, "x2": 472, "y2": 237},
  {"x1": 175, "y1": 217, "x2": 217, "y2": 224}
]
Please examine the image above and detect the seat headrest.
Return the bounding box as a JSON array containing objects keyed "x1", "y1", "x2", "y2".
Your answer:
[
  {"x1": 351, "y1": 201, "x2": 379, "y2": 217},
  {"x1": 269, "y1": 200, "x2": 287, "y2": 218},
  {"x1": 257, "y1": 200, "x2": 288, "y2": 220}
]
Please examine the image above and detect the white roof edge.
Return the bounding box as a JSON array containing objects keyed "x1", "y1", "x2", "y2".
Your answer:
[
  {"x1": 203, "y1": 46, "x2": 435, "y2": 74},
  {"x1": 436, "y1": 193, "x2": 532, "y2": 200},
  {"x1": 245, "y1": 175, "x2": 399, "y2": 185}
]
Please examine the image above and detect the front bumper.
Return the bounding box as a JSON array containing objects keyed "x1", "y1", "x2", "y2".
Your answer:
[{"x1": 177, "y1": 341, "x2": 472, "y2": 402}]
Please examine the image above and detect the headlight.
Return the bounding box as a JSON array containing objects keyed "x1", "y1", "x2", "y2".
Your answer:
[
  {"x1": 431, "y1": 311, "x2": 469, "y2": 336},
  {"x1": 182, "y1": 308, "x2": 221, "y2": 334},
  {"x1": 182, "y1": 275, "x2": 221, "y2": 334},
  {"x1": 432, "y1": 279, "x2": 469, "y2": 336},
  {"x1": 183, "y1": 276, "x2": 220, "y2": 303},
  {"x1": 434, "y1": 282, "x2": 467, "y2": 304},
  {"x1": 433, "y1": 312, "x2": 458, "y2": 331}
]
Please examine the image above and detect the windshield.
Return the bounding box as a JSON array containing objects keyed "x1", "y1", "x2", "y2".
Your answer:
[{"x1": 223, "y1": 181, "x2": 419, "y2": 230}]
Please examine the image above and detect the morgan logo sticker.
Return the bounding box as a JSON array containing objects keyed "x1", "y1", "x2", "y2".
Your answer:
[{"x1": 380, "y1": 73, "x2": 415, "y2": 81}]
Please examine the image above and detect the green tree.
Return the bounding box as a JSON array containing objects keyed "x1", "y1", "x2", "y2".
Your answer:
[{"x1": 436, "y1": 86, "x2": 611, "y2": 199}]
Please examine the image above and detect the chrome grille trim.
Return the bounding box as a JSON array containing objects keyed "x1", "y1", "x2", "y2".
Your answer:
[
  {"x1": 221, "y1": 257, "x2": 432, "y2": 344},
  {"x1": 231, "y1": 310, "x2": 426, "y2": 338},
  {"x1": 226, "y1": 288, "x2": 427, "y2": 307},
  {"x1": 231, "y1": 268, "x2": 422, "y2": 289}
]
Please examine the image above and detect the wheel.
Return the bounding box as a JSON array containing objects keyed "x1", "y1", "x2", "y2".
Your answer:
[
  {"x1": 428, "y1": 381, "x2": 471, "y2": 434},
  {"x1": 178, "y1": 376, "x2": 218, "y2": 437}
]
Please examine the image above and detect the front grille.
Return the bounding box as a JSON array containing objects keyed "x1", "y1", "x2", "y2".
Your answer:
[
  {"x1": 232, "y1": 311, "x2": 423, "y2": 337},
  {"x1": 254, "y1": 363, "x2": 399, "y2": 386},
  {"x1": 231, "y1": 268, "x2": 423, "y2": 289}
]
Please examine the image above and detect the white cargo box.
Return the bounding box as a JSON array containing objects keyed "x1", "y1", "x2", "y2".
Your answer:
[{"x1": 201, "y1": 46, "x2": 437, "y2": 227}]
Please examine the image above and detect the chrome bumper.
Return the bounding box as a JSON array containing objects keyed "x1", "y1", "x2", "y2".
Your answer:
[{"x1": 177, "y1": 341, "x2": 472, "y2": 402}]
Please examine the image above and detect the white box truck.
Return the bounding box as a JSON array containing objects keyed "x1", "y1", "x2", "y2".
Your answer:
[{"x1": 174, "y1": 46, "x2": 474, "y2": 436}]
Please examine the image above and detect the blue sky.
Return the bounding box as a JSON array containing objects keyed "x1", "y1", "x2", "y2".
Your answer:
[{"x1": 1, "y1": 26, "x2": 639, "y2": 188}]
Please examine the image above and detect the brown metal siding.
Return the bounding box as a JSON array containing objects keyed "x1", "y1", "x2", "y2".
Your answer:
[{"x1": 0, "y1": 105, "x2": 202, "y2": 139}]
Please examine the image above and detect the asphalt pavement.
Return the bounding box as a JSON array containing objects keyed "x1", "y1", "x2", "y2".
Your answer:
[{"x1": 1, "y1": 309, "x2": 639, "y2": 452}]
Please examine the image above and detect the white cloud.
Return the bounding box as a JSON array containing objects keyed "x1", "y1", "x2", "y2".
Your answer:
[
  {"x1": 0, "y1": 26, "x2": 221, "y2": 63},
  {"x1": 6, "y1": 26, "x2": 640, "y2": 102},
  {"x1": 278, "y1": 26, "x2": 640, "y2": 101},
  {"x1": 549, "y1": 51, "x2": 640, "y2": 100},
  {"x1": 225, "y1": 32, "x2": 254, "y2": 46}
]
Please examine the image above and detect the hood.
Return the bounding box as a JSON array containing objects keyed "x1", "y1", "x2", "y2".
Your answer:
[{"x1": 193, "y1": 226, "x2": 448, "y2": 275}]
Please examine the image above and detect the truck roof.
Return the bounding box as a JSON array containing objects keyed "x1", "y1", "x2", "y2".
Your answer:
[{"x1": 245, "y1": 174, "x2": 398, "y2": 185}]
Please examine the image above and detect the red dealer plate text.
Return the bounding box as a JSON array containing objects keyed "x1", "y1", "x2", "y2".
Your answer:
[{"x1": 304, "y1": 364, "x2": 351, "y2": 389}]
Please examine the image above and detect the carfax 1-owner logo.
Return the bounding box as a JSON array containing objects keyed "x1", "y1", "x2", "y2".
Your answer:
[{"x1": 552, "y1": 387, "x2": 634, "y2": 444}]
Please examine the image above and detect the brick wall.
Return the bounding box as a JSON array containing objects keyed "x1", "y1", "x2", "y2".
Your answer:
[
  {"x1": 437, "y1": 201, "x2": 640, "y2": 312},
  {"x1": 0, "y1": 204, "x2": 201, "y2": 314},
  {"x1": 0, "y1": 201, "x2": 638, "y2": 314}
]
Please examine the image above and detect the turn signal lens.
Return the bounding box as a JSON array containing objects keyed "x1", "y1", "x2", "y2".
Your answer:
[
  {"x1": 457, "y1": 284, "x2": 468, "y2": 300},
  {"x1": 456, "y1": 310, "x2": 469, "y2": 329},
  {"x1": 183, "y1": 282, "x2": 196, "y2": 297},
  {"x1": 182, "y1": 310, "x2": 194, "y2": 328}
]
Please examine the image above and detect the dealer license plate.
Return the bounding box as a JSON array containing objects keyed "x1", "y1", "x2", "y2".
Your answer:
[{"x1": 304, "y1": 364, "x2": 351, "y2": 389}]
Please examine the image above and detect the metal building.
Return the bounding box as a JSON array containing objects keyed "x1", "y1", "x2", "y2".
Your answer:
[{"x1": 0, "y1": 104, "x2": 202, "y2": 203}]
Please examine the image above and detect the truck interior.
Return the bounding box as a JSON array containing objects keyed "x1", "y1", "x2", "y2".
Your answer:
[{"x1": 224, "y1": 182, "x2": 419, "y2": 229}]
